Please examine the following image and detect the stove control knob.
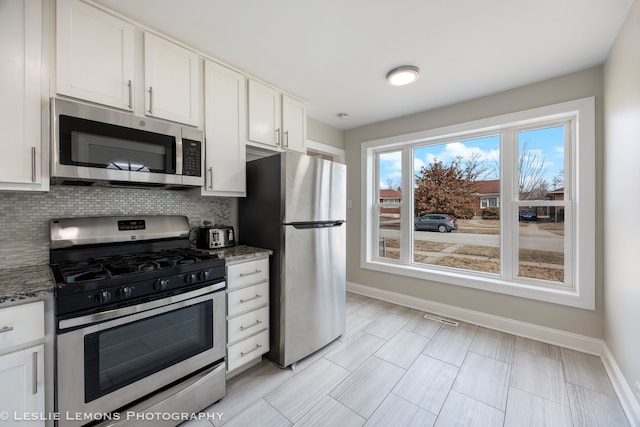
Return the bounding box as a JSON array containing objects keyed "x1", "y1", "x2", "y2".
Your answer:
[
  {"x1": 154, "y1": 279, "x2": 169, "y2": 291},
  {"x1": 198, "y1": 271, "x2": 210, "y2": 281},
  {"x1": 95, "y1": 290, "x2": 112, "y2": 305},
  {"x1": 184, "y1": 273, "x2": 197, "y2": 284},
  {"x1": 117, "y1": 286, "x2": 133, "y2": 299}
]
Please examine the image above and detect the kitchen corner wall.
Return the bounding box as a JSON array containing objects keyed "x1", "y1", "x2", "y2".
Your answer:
[
  {"x1": 344, "y1": 65, "x2": 605, "y2": 339},
  {"x1": 0, "y1": 186, "x2": 233, "y2": 270},
  {"x1": 603, "y1": 0, "x2": 640, "y2": 406}
]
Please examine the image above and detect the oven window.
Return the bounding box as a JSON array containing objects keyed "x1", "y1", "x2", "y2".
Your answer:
[
  {"x1": 84, "y1": 301, "x2": 213, "y2": 403},
  {"x1": 59, "y1": 115, "x2": 176, "y2": 173}
]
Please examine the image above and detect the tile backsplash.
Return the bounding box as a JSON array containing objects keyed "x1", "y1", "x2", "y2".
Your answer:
[{"x1": 0, "y1": 185, "x2": 233, "y2": 269}]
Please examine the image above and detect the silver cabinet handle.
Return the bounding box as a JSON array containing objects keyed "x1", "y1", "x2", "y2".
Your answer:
[
  {"x1": 32, "y1": 351, "x2": 38, "y2": 394},
  {"x1": 127, "y1": 80, "x2": 133, "y2": 109},
  {"x1": 239, "y1": 270, "x2": 262, "y2": 277},
  {"x1": 148, "y1": 86, "x2": 153, "y2": 114},
  {"x1": 208, "y1": 167, "x2": 213, "y2": 190},
  {"x1": 239, "y1": 319, "x2": 262, "y2": 331},
  {"x1": 240, "y1": 294, "x2": 263, "y2": 304},
  {"x1": 275, "y1": 128, "x2": 281, "y2": 146},
  {"x1": 284, "y1": 130, "x2": 289, "y2": 148},
  {"x1": 240, "y1": 344, "x2": 263, "y2": 357},
  {"x1": 31, "y1": 147, "x2": 36, "y2": 182},
  {"x1": 0, "y1": 326, "x2": 14, "y2": 333}
]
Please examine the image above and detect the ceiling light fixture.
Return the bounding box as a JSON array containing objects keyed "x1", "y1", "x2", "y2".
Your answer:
[{"x1": 386, "y1": 65, "x2": 420, "y2": 86}]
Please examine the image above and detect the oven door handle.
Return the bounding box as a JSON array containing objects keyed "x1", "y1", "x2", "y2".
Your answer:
[{"x1": 58, "y1": 281, "x2": 225, "y2": 331}]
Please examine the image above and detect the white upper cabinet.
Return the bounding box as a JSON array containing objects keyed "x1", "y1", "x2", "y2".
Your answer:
[
  {"x1": 56, "y1": 0, "x2": 135, "y2": 111},
  {"x1": 248, "y1": 79, "x2": 281, "y2": 148},
  {"x1": 0, "y1": 0, "x2": 48, "y2": 191},
  {"x1": 247, "y1": 79, "x2": 306, "y2": 153},
  {"x1": 200, "y1": 60, "x2": 246, "y2": 197},
  {"x1": 281, "y1": 94, "x2": 307, "y2": 153},
  {"x1": 144, "y1": 32, "x2": 201, "y2": 127},
  {"x1": 56, "y1": 1, "x2": 201, "y2": 127}
]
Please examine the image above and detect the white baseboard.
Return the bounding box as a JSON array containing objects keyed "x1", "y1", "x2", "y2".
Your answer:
[
  {"x1": 347, "y1": 281, "x2": 640, "y2": 426},
  {"x1": 601, "y1": 346, "x2": 640, "y2": 427}
]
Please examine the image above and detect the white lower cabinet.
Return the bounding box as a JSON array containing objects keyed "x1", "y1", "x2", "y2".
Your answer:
[
  {"x1": 227, "y1": 331, "x2": 269, "y2": 373},
  {"x1": 226, "y1": 257, "x2": 269, "y2": 374},
  {"x1": 0, "y1": 301, "x2": 45, "y2": 426}
]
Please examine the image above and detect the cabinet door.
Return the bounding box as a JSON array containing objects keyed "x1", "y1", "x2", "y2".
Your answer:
[
  {"x1": 144, "y1": 32, "x2": 201, "y2": 126},
  {"x1": 0, "y1": 344, "x2": 45, "y2": 427},
  {"x1": 0, "y1": 0, "x2": 47, "y2": 191},
  {"x1": 56, "y1": 0, "x2": 134, "y2": 110},
  {"x1": 201, "y1": 60, "x2": 246, "y2": 196},
  {"x1": 282, "y1": 95, "x2": 307, "y2": 153},
  {"x1": 248, "y1": 79, "x2": 281, "y2": 148}
]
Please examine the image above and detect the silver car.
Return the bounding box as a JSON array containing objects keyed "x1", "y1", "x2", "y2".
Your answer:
[{"x1": 414, "y1": 214, "x2": 458, "y2": 232}]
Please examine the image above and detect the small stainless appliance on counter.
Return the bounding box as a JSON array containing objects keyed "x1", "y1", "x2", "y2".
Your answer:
[
  {"x1": 50, "y1": 215, "x2": 226, "y2": 427},
  {"x1": 239, "y1": 152, "x2": 347, "y2": 368},
  {"x1": 196, "y1": 224, "x2": 235, "y2": 249}
]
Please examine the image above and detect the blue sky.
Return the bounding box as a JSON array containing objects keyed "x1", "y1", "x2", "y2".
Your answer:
[{"x1": 379, "y1": 125, "x2": 565, "y2": 190}]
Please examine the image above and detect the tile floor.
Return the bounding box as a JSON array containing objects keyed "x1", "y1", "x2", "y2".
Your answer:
[{"x1": 186, "y1": 292, "x2": 630, "y2": 426}]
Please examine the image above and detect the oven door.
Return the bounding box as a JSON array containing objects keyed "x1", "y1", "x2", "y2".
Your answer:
[{"x1": 56, "y1": 285, "x2": 225, "y2": 426}]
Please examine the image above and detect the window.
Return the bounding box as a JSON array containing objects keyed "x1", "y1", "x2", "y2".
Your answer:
[
  {"x1": 361, "y1": 98, "x2": 595, "y2": 309},
  {"x1": 481, "y1": 198, "x2": 499, "y2": 208}
]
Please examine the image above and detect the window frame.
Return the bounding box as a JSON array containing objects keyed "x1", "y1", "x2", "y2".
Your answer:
[{"x1": 360, "y1": 97, "x2": 595, "y2": 309}]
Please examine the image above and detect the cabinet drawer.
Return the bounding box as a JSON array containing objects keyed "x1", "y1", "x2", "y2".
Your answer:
[
  {"x1": 228, "y1": 281, "x2": 268, "y2": 317},
  {"x1": 227, "y1": 329, "x2": 269, "y2": 372},
  {"x1": 0, "y1": 301, "x2": 44, "y2": 352},
  {"x1": 227, "y1": 306, "x2": 268, "y2": 344},
  {"x1": 227, "y1": 257, "x2": 269, "y2": 290}
]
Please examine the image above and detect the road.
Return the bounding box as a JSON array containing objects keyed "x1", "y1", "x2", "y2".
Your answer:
[{"x1": 379, "y1": 222, "x2": 563, "y2": 252}]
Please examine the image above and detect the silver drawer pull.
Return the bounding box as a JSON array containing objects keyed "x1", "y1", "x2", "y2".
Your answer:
[
  {"x1": 240, "y1": 319, "x2": 262, "y2": 331},
  {"x1": 0, "y1": 326, "x2": 14, "y2": 334},
  {"x1": 32, "y1": 351, "x2": 38, "y2": 394},
  {"x1": 240, "y1": 344, "x2": 263, "y2": 357},
  {"x1": 240, "y1": 294, "x2": 263, "y2": 304},
  {"x1": 239, "y1": 270, "x2": 262, "y2": 277}
]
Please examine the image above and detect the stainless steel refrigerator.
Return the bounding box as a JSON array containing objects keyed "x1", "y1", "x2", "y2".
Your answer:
[{"x1": 239, "y1": 152, "x2": 346, "y2": 368}]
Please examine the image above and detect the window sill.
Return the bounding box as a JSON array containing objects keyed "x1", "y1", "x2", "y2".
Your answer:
[{"x1": 361, "y1": 259, "x2": 594, "y2": 310}]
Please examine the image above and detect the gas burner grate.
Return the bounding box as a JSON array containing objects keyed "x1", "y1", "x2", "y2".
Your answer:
[{"x1": 52, "y1": 248, "x2": 221, "y2": 285}]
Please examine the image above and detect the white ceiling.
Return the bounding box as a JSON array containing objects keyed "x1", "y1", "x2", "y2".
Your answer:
[{"x1": 93, "y1": 0, "x2": 633, "y2": 130}]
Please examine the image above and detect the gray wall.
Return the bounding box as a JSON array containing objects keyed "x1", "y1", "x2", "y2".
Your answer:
[
  {"x1": 0, "y1": 186, "x2": 232, "y2": 269},
  {"x1": 604, "y1": 0, "x2": 640, "y2": 403},
  {"x1": 344, "y1": 66, "x2": 605, "y2": 338},
  {"x1": 307, "y1": 117, "x2": 345, "y2": 149}
]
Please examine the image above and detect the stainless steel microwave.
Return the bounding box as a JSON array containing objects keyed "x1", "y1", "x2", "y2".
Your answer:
[{"x1": 51, "y1": 98, "x2": 204, "y2": 188}]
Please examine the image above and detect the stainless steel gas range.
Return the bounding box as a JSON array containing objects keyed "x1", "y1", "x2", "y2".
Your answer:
[{"x1": 49, "y1": 216, "x2": 226, "y2": 427}]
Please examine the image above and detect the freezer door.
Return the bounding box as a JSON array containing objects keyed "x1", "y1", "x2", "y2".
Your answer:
[
  {"x1": 283, "y1": 152, "x2": 346, "y2": 223},
  {"x1": 278, "y1": 222, "x2": 346, "y2": 367}
]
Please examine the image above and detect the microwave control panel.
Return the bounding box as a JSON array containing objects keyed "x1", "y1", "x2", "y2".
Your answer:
[{"x1": 182, "y1": 139, "x2": 202, "y2": 177}]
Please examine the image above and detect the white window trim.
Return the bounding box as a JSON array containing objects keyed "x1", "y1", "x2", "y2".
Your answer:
[
  {"x1": 360, "y1": 97, "x2": 595, "y2": 310},
  {"x1": 306, "y1": 139, "x2": 346, "y2": 163}
]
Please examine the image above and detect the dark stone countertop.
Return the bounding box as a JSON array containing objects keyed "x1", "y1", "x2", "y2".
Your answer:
[
  {"x1": 0, "y1": 264, "x2": 55, "y2": 306},
  {"x1": 204, "y1": 245, "x2": 273, "y2": 265}
]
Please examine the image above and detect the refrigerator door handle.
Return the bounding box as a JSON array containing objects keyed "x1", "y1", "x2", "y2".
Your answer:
[{"x1": 286, "y1": 220, "x2": 345, "y2": 229}]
